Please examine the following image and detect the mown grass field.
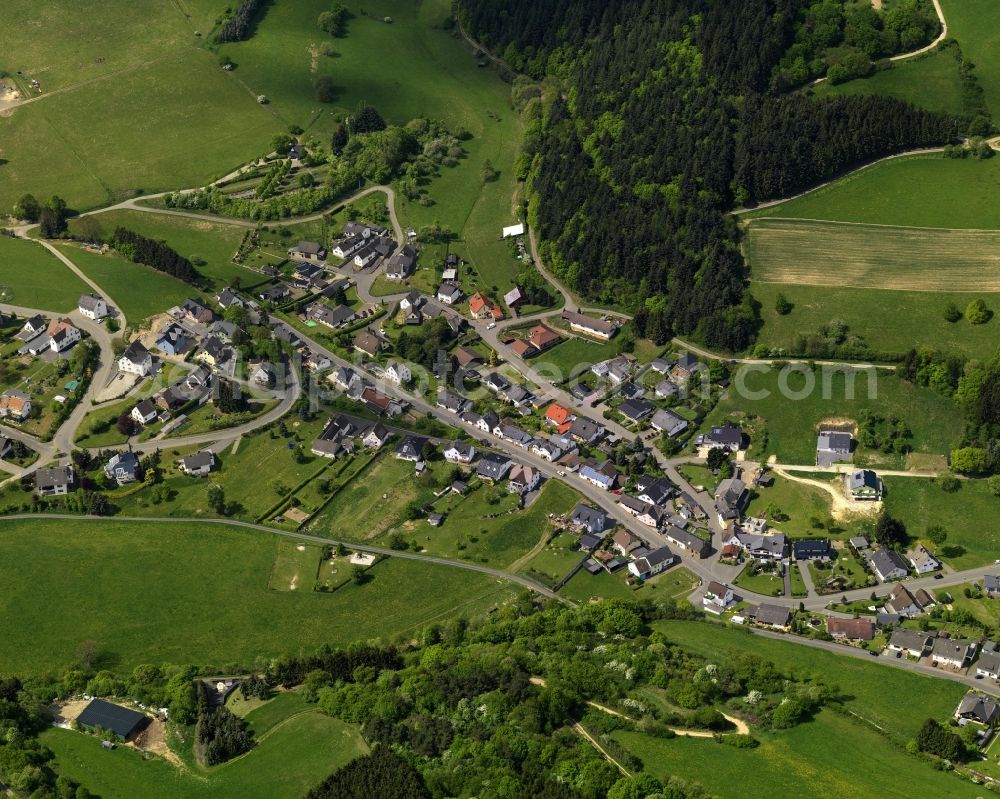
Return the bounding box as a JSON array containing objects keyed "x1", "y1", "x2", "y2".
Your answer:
[
  {"x1": 0, "y1": 518, "x2": 521, "y2": 674},
  {"x1": 811, "y1": 47, "x2": 967, "y2": 116},
  {"x1": 0, "y1": 236, "x2": 90, "y2": 311},
  {"x1": 702, "y1": 366, "x2": 963, "y2": 466},
  {"x1": 652, "y1": 619, "x2": 966, "y2": 741},
  {"x1": 615, "y1": 711, "x2": 975, "y2": 799},
  {"x1": 41, "y1": 693, "x2": 366, "y2": 799},
  {"x1": 745, "y1": 475, "x2": 833, "y2": 535},
  {"x1": 883, "y1": 475, "x2": 1000, "y2": 569},
  {"x1": 743, "y1": 154, "x2": 1000, "y2": 229},
  {"x1": 752, "y1": 281, "x2": 1000, "y2": 361},
  {"x1": 746, "y1": 218, "x2": 1000, "y2": 292}
]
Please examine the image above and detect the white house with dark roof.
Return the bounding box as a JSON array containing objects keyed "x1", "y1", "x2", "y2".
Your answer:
[
  {"x1": 703, "y1": 581, "x2": 735, "y2": 614},
  {"x1": 443, "y1": 440, "x2": 475, "y2": 464},
  {"x1": 975, "y1": 651, "x2": 1000, "y2": 680},
  {"x1": 816, "y1": 430, "x2": 853, "y2": 467},
  {"x1": 870, "y1": 548, "x2": 909, "y2": 582},
  {"x1": 627, "y1": 546, "x2": 675, "y2": 580},
  {"x1": 131, "y1": 399, "x2": 158, "y2": 425},
  {"x1": 78, "y1": 294, "x2": 108, "y2": 320},
  {"x1": 848, "y1": 469, "x2": 883, "y2": 500},
  {"x1": 887, "y1": 629, "x2": 930, "y2": 658},
  {"x1": 955, "y1": 692, "x2": 1000, "y2": 726},
  {"x1": 907, "y1": 545, "x2": 941, "y2": 575},
  {"x1": 180, "y1": 450, "x2": 216, "y2": 476},
  {"x1": 571, "y1": 503, "x2": 610, "y2": 536},
  {"x1": 650, "y1": 408, "x2": 688, "y2": 437},
  {"x1": 931, "y1": 638, "x2": 976, "y2": 669},
  {"x1": 118, "y1": 340, "x2": 153, "y2": 377}
]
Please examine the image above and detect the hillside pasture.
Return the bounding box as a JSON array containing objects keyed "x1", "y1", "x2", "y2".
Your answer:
[
  {"x1": 0, "y1": 236, "x2": 91, "y2": 311},
  {"x1": 746, "y1": 218, "x2": 1000, "y2": 293},
  {"x1": 0, "y1": 518, "x2": 521, "y2": 674}
]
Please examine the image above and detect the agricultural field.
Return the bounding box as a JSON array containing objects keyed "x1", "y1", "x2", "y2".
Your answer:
[
  {"x1": 702, "y1": 366, "x2": 963, "y2": 467},
  {"x1": 746, "y1": 218, "x2": 1000, "y2": 293},
  {"x1": 0, "y1": 517, "x2": 522, "y2": 675},
  {"x1": 811, "y1": 46, "x2": 967, "y2": 116},
  {"x1": 652, "y1": 619, "x2": 967, "y2": 741},
  {"x1": 614, "y1": 711, "x2": 976, "y2": 799},
  {"x1": 0, "y1": 236, "x2": 91, "y2": 311},
  {"x1": 743, "y1": 154, "x2": 1000, "y2": 229},
  {"x1": 41, "y1": 692, "x2": 366, "y2": 799},
  {"x1": 883, "y1": 475, "x2": 1000, "y2": 569}
]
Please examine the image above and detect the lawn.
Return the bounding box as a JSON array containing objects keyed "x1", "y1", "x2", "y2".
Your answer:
[
  {"x1": 941, "y1": 0, "x2": 1000, "y2": 117},
  {"x1": 811, "y1": 45, "x2": 967, "y2": 116},
  {"x1": 734, "y1": 564, "x2": 785, "y2": 598},
  {"x1": 0, "y1": 517, "x2": 522, "y2": 674},
  {"x1": 789, "y1": 563, "x2": 807, "y2": 597},
  {"x1": 742, "y1": 153, "x2": 1000, "y2": 230},
  {"x1": 652, "y1": 618, "x2": 967, "y2": 741},
  {"x1": 517, "y1": 531, "x2": 585, "y2": 587},
  {"x1": 702, "y1": 366, "x2": 963, "y2": 466},
  {"x1": 752, "y1": 281, "x2": 1000, "y2": 361},
  {"x1": 745, "y1": 475, "x2": 833, "y2": 535},
  {"x1": 746, "y1": 218, "x2": 1000, "y2": 292},
  {"x1": 883, "y1": 476, "x2": 1000, "y2": 569},
  {"x1": 41, "y1": 697, "x2": 366, "y2": 799},
  {"x1": 0, "y1": 236, "x2": 91, "y2": 311},
  {"x1": 614, "y1": 710, "x2": 976, "y2": 799},
  {"x1": 558, "y1": 564, "x2": 699, "y2": 604}
]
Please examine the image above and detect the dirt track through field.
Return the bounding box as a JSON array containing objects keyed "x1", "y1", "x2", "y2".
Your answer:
[{"x1": 748, "y1": 219, "x2": 1000, "y2": 292}]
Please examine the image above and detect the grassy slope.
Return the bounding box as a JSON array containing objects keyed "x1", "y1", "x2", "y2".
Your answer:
[
  {"x1": 702, "y1": 367, "x2": 963, "y2": 465},
  {"x1": 653, "y1": 619, "x2": 966, "y2": 741},
  {"x1": 616, "y1": 711, "x2": 975, "y2": 799},
  {"x1": 811, "y1": 47, "x2": 966, "y2": 115},
  {"x1": 941, "y1": 0, "x2": 1000, "y2": 115},
  {"x1": 0, "y1": 518, "x2": 521, "y2": 674},
  {"x1": 0, "y1": 235, "x2": 91, "y2": 311},
  {"x1": 41, "y1": 697, "x2": 365, "y2": 799}
]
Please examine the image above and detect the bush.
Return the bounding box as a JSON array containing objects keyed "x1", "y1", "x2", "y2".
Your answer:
[
  {"x1": 965, "y1": 298, "x2": 991, "y2": 324},
  {"x1": 314, "y1": 75, "x2": 337, "y2": 103},
  {"x1": 938, "y1": 473, "x2": 960, "y2": 493},
  {"x1": 942, "y1": 302, "x2": 962, "y2": 323}
]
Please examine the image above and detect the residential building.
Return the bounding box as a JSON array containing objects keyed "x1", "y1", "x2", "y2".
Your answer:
[
  {"x1": 580, "y1": 461, "x2": 617, "y2": 490},
  {"x1": 849, "y1": 469, "x2": 883, "y2": 500},
  {"x1": 130, "y1": 399, "x2": 158, "y2": 425},
  {"x1": 78, "y1": 293, "x2": 107, "y2": 320},
  {"x1": 932, "y1": 638, "x2": 976, "y2": 669},
  {"x1": 618, "y1": 398, "x2": 653, "y2": 423},
  {"x1": 508, "y1": 464, "x2": 541, "y2": 495},
  {"x1": 47, "y1": 318, "x2": 81, "y2": 353},
  {"x1": 883, "y1": 583, "x2": 922, "y2": 617},
  {"x1": 362, "y1": 424, "x2": 390, "y2": 449},
  {"x1": 0, "y1": 390, "x2": 31, "y2": 421},
  {"x1": 870, "y1": 548, "x2": 909, "y2": 582},
  {"x1": 399, "y1": 291, "x2": 424, "y2": 312},
  {"x1": 955, "y1": 693, "x2": 1000, "y2": 726},
  {"x1": 827, "y1": 617, "x2": 875, "y2": 641},
  {"x1": 650, "y1": 357, "x2": 674, "y2": 374},
  {"x1": 395, "y1": 435, "x2": 427, "y2": 462},
  {"x1": 984, "y1": 575, "x2": 1000, "y2": 597},
  {"x1": 748, "y1": 603, "x2": 792, "y2": 630},
  {"x1": 816, "y1": 430, "x2": 853, "y2": 467},
  {"x1": 353, "y1": 245, "x2": 378, "y2": 269},
  {"x1": 561, "y1": 310, "x2": 617, "y2": 341},
  {"x1": 385, "y1": 361, "x2": 411, "y2": 385},
  {"x1": 703, "y1": 581, "x2": 735, "y2": 614},
  {"x1": 568, "y1": 416, "x2": 605, "y2": 444},
  {"x1": 572, "y1": 503, "x2": 611, "y2": 535},
  {"x1": 975, "y1": 652, "x2": 1000, "y2": 680},
  {"x1": 353, "y1": 330, "x2": 382, "y2": 358},
  {"x1": 35, "y1": 464, "x2": 74, "y2": 496},
  {"x1": 705, "y1": 423, "x2": 743, "y2": 452},
  {"x1": 118, "y1": 340, "x2": 153, "y2": 376},
  {"x1": 215, "y1": 287, "x2": 244, "y2": 309},
  {"x1": 259, "y1": 284, "x2": 291, "y2": 303},
  {"x1": 104, "y1": 451, "x2": 140, "y2": 484},
  {"x1": 436, "y1": 390, "x2": 470, "y2": 415},
  {"x1": 384, "y1": 245, "x2": 417, "y2": 280},
  {"x1": 332, "y1": 234, "x2": 366, "y2": 259},
  {"x1": 443, "y1": 440, "x2": 476, "y2": 464},
  {"x1": 715, "y1": 477, "x2": 749, "y2": 522},
  {"x1": 654, "y1": 379, "x2": 679, "y2": 400},
  {"x1": 792, "y1": 539, "x2": 833, "y2": 561},
  {"x1": 311, "y1": 416, "x2": 355, "y2": 459},
  {"x1": 887, "y1": 629, "x2": 931, "y2": 657},
  {"x1": 156, "y1": 323, "x2": 191, "y2": 355},
  {"x1": 664, "y1": 525, "x2": 708, "y2": 558},
  {"x1": 436, "y1": 282, "x2": 464, "y2": 305},
  {"x1": 477, "y1": 453, "x2": 512, "y2": 483},
  {"x1": 468, "y1": 291, "x2": 503, "y2": 321},
  {"x1": 288, "y1": 240, "x2": 327, "y2": 262},
  {"x1": 179, "y1": 450, "x2": 216, "y2": 476},
  {"x1": 527, "y1": 323, "x2": 561, "y2": 352},
  {"x1": 612, "y1": 529, "x2": 640, "y2": 557},
  {"x1": 650, "y1": 408, "x2": 688, "y2": 437},
  {"x1": 627, "y1": 546, "x2": 675, "y2": 580},
  {"x1": 907, "y1": 545, "x2": 941, "y2": 575},
  {"x1": 732, "y1": 532, "x2": 787, "y2": 561},
  {"x1": 504, "y1": 286, "x2": 525, "y2": 308},
  {"x1": 636, "y1": 476, "x2": 672, "y2": 506},
  {"x1": 181, "y1": 298, "x2": 215, "y2": 324}
]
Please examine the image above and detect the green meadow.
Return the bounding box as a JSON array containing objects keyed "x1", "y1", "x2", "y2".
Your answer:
[
  {"x1": 0, "y1": 518, "x2": 521, "y2": 674},
  {"x1": 0, "y1": 235, "x2": 91, "y2": 311},
  {"x1": 42, "y1": 692, "x2": 366, "y2": 799}
]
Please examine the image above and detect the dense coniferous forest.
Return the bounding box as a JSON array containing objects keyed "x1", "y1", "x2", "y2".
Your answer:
[
  {"x1": 458, "y1": 0, "x2": 964, "y2": 351},
  {"x1": 215, "y1": 0, "x2": 271, "y2": 43}
]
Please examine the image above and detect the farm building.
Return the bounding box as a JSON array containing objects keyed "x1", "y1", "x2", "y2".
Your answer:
[{"x1": 76, "y1": 698, "x2": 149, "y2": 740}]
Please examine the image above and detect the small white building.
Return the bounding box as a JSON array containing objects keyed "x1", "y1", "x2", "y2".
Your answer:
[
  {"x1": 385, "y1": 361, "x2": 411, "y2": 386},
  {"x1": 78, "y1": 294, "x2": 108, "y2": 320}
]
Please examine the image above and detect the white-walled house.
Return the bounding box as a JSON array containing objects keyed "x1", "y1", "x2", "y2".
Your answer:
[{"x1": 78, "y1": 294, "x2": 108, "y2": 320}]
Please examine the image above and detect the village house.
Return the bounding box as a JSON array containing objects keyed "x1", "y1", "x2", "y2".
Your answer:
[
  {"x1": 627, "y1": 546, "x2": 675, "y2": 580},
  {"x1": 155, "y1": 323, "x2": 191, "y2": 356},
  {"x1": 848, "y1": 469, "x2": 883, "y2": 500},
  {"x1": 568, "y1": 416, "x2": 605, "y2": 444},
  {"x1": 955, "y1": 693, "x2": 1000, "y2": 726},
  {"x1": 882, "y1": 582, "x2": 923, "y2": 617},
  {"x1": 385, "y1": 361, "x2": 411, "y2": 386},
  {"x1": 443, "y1": 440, "x2": 476, "y2": 464},
  {"x1": 215, "y1": 287, "x2": 244, "y2": 310},
  {"x1": 705, "y1": 423, "x2": 743, "y2": 452},
  {"x1": 307, "y1": 303, "x2": 356, "y2": 329},
  {"x1": 931, "y1": 638, "x2": 976, "y2": 669},
  {"x1": 887, "y1": 629, "x2": 931, "y2": 658},
  {"x1": 664, "y1": 525, "x2": 708, "y2": 558},
  {"x1": 650, "y1": 408, "x2": 688, "y2": 437},
  {"x1": 612, "y1": 529, "x2": 640, "y2": 557},
  {"x1": 468, "y1": 291, "x2": 504, "y2": 321},
  {"x1": 618, "y1": 398, "x2": 654, "y2": 424},
  {"x1": 654, "y1": 379, "x2": 679, "y2": 400},
  {"x1": 362, "y1": 424, "x2": 391, "y2": 449},
  {"x1": 287, "y1": 240, "x2": 327, "y2": 263},
  {"x1": 975, "y1": 651, "x2": 1000, "y2": 680},
  {"x1": 353, "y1": 244, "x2": 379, "y2": 269},
  {"x1": 816, "y1": 430, "x2": 853, "y2": 467},
  {"x1": 395, "y1": 435, "x2": 427, "y2": 463},
  {"x1": 331, "y1": 234, "x2": 367, "y2": 260},
  {"x1": 104, "y1": 451, "x2": 140, "y2": 485},
  {"x1": 361, "y1": 387, "x2": 403, "y2": 418},
  {"x1": 747, "y1": 603, "x2": 792, "y2": 630},
  {"x1": 561, "y1": 310, "x2": 617, "y2": 341},
  {"x1": 508, "y1": 464, "x2": 541, "y2": 495},
  {"x1": 180, "y1": 450, "x2": 216, "y2": 476},
  {"x1": 130, "y1": 399, "x2": 158, "y2": 426},
  {"x1": 527, "y1": 323, "x2": 561, "y2": 353},
  {"x1": 792, "y1": 539, "x2": 833, "y2": 561},
  {"x1": 870, "y1": 548, "x2": 910, "y2": 582},
  {"x1": 195, "y1": 336, "x2": 232, "y2": 370},
  {"x1": 118, "y1": 340, "x2": 153, "y2": 377},
  {"x1": 181, "y1": 298, "x2": 215, "y2": 325},
  {"x1": 907, "y1": 545, "x2": 941, "y2": 575},
  {"x1": 384, "y1": 245, "x2": 417, "y2": 280},
  {"x1": 827, "y1": 617, "x2": 875, "y2": 641},
  {"x1": 259, "y1": 285, "x2": 291, "y2": 304},
  {"x1": 477, "y1": 453, "x2": 512, "y2": 483},
  {"x1": 436, "y1": 390, "x2": 470, "y2": 415},
  {"x1": 35, "y1": 464, "x2": 74, "y2": 496},
  {"x1": 715, "y1": 477, "x2": 749, "y2": 523},
  {"x1": 732, "y1": 532, "x2": 787, "y2": 561},
  {"x1": 310, "y1": 416, "x2": 356, "y2": 459},
  {"x1": 703, "y1": 581, "x2": 735, "y2": 615},
  {"x1": 530, "y1": 438, "x2": 564, "y2": 462},
  {"x1": 580, "y1": 460, "x2": 618, "y2": 490},
  {"x1": 436, "y1": 282, "x2": 464, "y2": 305},
  {"x1": 571, "y1": 503, "x2": 611, "y2": 536},
  {"x1": 0, "y1": 390, "x2": 31, "y2": 422},
  {"x1": 353, "y1": 330, "x2": 382, "y2": 358},
  {"x1": 47, "y1": 318, "x2": 81, "y2": 353},
  {"x1": 77, "y1": 293, "x2": 107, "y2": 320},
  {"x1": 985, "y1": 575, "x2": 1000, "y2": 597}
]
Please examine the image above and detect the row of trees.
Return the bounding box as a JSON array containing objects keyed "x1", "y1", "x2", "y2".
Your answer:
[
  {"x1": 109, "y1": 227, "x2": 201, "y2": 284},
  {"x1": 194, "y1": 682, "x2": 254, "y2": 765},
  {"x1": 215, "y1": 0, "x2": 270, "y2": 43}
]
